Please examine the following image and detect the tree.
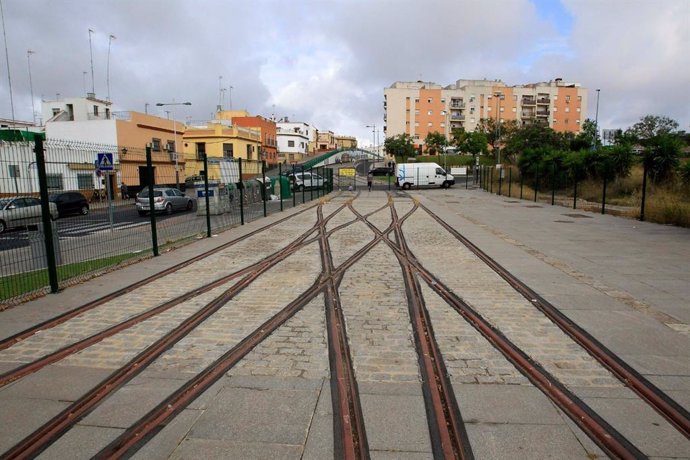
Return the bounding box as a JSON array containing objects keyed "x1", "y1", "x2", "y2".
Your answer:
[
  {"x1": 627, "y1": 115, "x2": 679, "y2": 144},
  {"x1": 571, "y1": 119, "x2": 599, "y2": 150},
  {"x1": 424, "y1": 131, "x2": 447, "y2": 155},
  {"x1": 643, "y1": 133, "x2": 682, "y2": 183},
  {"x1": 458, "y1": 131, "x2": 489, "y2": 158},
  {"x1": 384, "y1": 133, "x2": 416, "y2": 159}
]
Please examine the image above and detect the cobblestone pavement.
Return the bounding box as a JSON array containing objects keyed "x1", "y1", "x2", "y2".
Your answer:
[{"x1": 0, "y1": 189, "x2": 688, "y2": 459}]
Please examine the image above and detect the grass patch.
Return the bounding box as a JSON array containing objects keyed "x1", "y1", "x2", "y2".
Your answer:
[{"x1": 0, "y1": 251, "x2": 149, "y2": 303}]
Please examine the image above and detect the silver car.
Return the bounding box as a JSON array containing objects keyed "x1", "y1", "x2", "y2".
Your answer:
[
  {"x1": 0, "y1": 196, "x2": 58, "y2": 233},
  {"x1": 136, "y1": 187, "x2": 194, "y2": 216}
]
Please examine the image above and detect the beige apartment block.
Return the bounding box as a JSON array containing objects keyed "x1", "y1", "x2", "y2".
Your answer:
[{"x1": 384, "y1": 78, "x2": 588, "y2": 150}]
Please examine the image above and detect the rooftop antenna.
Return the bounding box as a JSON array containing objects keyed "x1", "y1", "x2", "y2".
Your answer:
[
  {"x1": 82, "y1": 71, "x2": 87, "y2": 95},
  {"x1": 27, "y1": 50, "x2": 36, "y2": 124},
  {"x1": 106, "y1": 34, "x2": 116, "y2": 101},
  {"x1": 218, "y1": 75, "x2": 223, "y2": 110}
]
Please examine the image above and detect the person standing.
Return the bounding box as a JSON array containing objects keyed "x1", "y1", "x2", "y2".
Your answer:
[
  {"x1": 367, "y1": 171, "x2": 373, "y2": 191},
  {"x1": 121, "y1": 182, "x2": 129, "y2": 200}
]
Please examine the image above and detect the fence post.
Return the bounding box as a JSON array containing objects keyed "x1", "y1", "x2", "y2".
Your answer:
[
  {"x1": 573, "y1": 177, "x2": 578, "y2": 209},
  {"x1": 498, "y1": 167, "x2": 502, "y2": 196},
  {"x1": 490, "y1": 167, "x2": 494, "y2": 194},
  {"x1": 203, "y1": 153, "x2": 211, "y2": 237},
  {"x1": 239, "y1": 158, "x2": 245, "y2": 225},
  {"x1": 508, "y1": 167, "x2": 512, "y2": 197},
  {"x1": 640, "y1": 161, "x2": 648, "y2": 221},
  {"x1": 551, "y1": 162, "x2": 556, "y2": 205},
  {"x1": 279, "y1": 163, "x2": 283, "y2": 212},
  {"x1": 534, "y1": 166, "x2": 539, "y2": 202},
  {"x1": 293, "y1": 164, "x2": 297, "y2": 207},
  {"x1": 302, "y1": 167, "x2": 306, "y2": 203},
  {"x1": 520, "y1": 170, "x2": 524, "y2": 199},
  {"x1": 262, "y1": 160, "x2": 267, "y2": 218},
  {"x1": 601, "y1": 173, "x2": 607, "y2": 215},
  {"x1": 34, "y1": 137, "x2": 59, "y2": 292},
  {"x1": 143, "y1": 144, "x2": 159, "y2": 257}
]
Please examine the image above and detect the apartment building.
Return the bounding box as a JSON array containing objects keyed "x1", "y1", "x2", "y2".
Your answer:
[
  {"x1": 384, "y1": 78, "x2": 587, "y2": 150},
  {"x1": 317, "y1": 130, "x2": 336, "y2": 151},
  {"x1": 216, "y1": 110, "x2": 278, "y2": 166}
]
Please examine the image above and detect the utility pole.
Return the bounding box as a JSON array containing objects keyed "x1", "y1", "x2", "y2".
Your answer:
[
  {"x1": 27, "y1": 50, "x2": 36, "y2": 124},
  {"x1": 106, "y1": 34, "x2": 116, "y2": 101},
  {"x1": 88, "y1": 28, "x2": 95, "y2": 95},
  {"x1": 0, "y1": 0, "x2": 15, "y2": 123}
]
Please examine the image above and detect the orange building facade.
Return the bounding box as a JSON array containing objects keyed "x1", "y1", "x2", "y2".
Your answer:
[
  {"x1": 384, "y1": 78, "x2": 587, "y2": 151},
  {"x1": 216, "y1": 111, "x2": 278, "y2": 166}
]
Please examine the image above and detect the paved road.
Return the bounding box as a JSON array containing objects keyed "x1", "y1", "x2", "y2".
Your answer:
[{"x1": 0, "y1": 187, "x2": 687, "y2": 458}]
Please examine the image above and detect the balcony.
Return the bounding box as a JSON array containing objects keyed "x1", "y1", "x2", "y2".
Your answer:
[
  {"x1": 522, "y1": 96, "x2": 536, "y2": 105},
  {"x1": 536, "y1": 110, "x2": 550, "y2": 117},
  {"x1": 537, "y1": 97, "x2": 550, "y2": 104},
  {"x1": 521, "y1": 111, "x2": 535, "y2": 118},
  {"x1": 450, "y1": 114, "x2": 465, "y2": 121},
  {"x1": 450, "y1": 101, "x2": 465, "y2": 108}
]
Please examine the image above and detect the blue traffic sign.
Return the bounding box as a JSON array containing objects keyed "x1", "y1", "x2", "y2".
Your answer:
[{"x1": 97, "y1": 152, "x2": 114, "y2": 171}]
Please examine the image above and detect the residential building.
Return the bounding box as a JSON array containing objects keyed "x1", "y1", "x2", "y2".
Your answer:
[
  {"x1": 335, "y1": 135, "x2": 357, "y2": 149},
  {"x1": 384, "y1": 78, "x2": 587, "y2": 151},
  {"x1": 317, "y1": 130, "x2": 336, "y2": 151},
  {"x1": 277, "y1": 121, "x2": 312, "y2": 164},
  {"x1": 216, "y1": 110, "x2": 278, "y2": 166},
  {"x1": 183, "y1": 119, "x2": 262, "y2": 179},
  {"x1": 42, "y1": 96, "x2": 189, "y2": 193}
]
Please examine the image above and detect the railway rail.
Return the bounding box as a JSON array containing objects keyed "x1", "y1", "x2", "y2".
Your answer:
[{"x1": 0, "y1": 191, "x2": 687, "y2": 459}]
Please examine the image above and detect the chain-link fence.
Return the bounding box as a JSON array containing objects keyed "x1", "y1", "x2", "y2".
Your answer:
[{"x1": 0, "y1": 139, "x2": 332, "y2": 307}]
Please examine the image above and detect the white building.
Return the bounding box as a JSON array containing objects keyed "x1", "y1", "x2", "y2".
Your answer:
[{"x1": 277, "y1": 121, "x2": 312, "y2": 163}]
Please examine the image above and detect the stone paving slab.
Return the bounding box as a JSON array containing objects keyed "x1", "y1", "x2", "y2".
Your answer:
[
  {"x1": 37, "y1": 425, "x2": 123, "y2": 460},
  {"x1": 186, "y1": 384, "x2": 320, "y2": 445},
  {"x1": 0, "y1": 364, "x2": 111, "y2": 401},
  {"x1": 169, "y1": 439, "x2": 303, "y2": 460},
  {"x1": 132, "y1": 409, "x2": 202, "y2": 460},
  {"x1": 301, "y1": 380, "x2": 334, "y2": 460},
  {"x1": 0, "y1": 398, "x2": 70, "y2": 452}
]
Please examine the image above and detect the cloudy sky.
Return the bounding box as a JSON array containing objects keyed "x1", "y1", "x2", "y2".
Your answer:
[{"x1": 1, "y1": 0, "x2": 688, "y2": 146}]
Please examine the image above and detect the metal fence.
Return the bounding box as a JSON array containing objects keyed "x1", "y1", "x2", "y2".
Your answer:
[
  {"x1": 0, "y1": 139, "x2": 332, "y2": 307},
  {"x1": 477, "y1": 163, "x2": 689, "y2": 226}
]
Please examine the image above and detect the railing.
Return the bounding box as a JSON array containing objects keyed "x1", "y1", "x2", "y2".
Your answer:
[
  {"x1": 537, "y1": 97, "x2": 550, "y2": 104},
  {"x1": 522, "y1": 97, "x2": 536, "y2": 105}
]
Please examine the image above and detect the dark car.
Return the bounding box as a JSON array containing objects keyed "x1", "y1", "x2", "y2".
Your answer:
[
  {"x1": 369, "y1": 167, "x2": 393, "y2": 176},
  {"x1": 49, "y1": 192, "x2": 89, "y2": 218}
]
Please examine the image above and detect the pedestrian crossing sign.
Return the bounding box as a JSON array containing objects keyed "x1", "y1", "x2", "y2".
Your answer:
[{"x1": 97, "y1": 152, "x2": 114, "y2": 171}]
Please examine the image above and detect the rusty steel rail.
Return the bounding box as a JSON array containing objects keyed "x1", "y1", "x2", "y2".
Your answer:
[
  {"x1": 318, "y1": 205, "x2": 370, "y2": 460},
  {"x1": 0, "y1": 202, "x2": 319, "y2": 352},
  {"x1": 93, "y1": 204, "x2": 394, "y2": 458},
  {"x1": 0, "y1": 215, "x2": 326, "y2": 389},
  {"x1": 1, "y1": 202, "x2": 340, "y2": 460},
  {"x1": 389, "y1": 202, "x2": 474, "y2": 460},
  {"x1": 420, "y1": 202, "x2": 690, "y2": 440}
]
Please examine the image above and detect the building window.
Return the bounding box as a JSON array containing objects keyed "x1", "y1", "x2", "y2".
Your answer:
[
  {"x1": 77, "y1": 173, "x2": 93, "y2": 190},
  {"x1": 565, "y1": 95, "x2": 571, "y2": 103},
  {"x1": 415, "y1": 122, "x2": 419, "y2": 127},
  {"x1": 565, "y1": 119, "x2": 569, "y2": 124},
  {"x1": 427, "y1": 122, "x2": 432, "y2": 127},
  {"x1": 565, "y1": 107, "x2": 570, "y2": 112},
  {"x1": 576, "y1": 108, "x2": 581, "y2": 112},
  {"x1": 427, "y1": 110, "x2": 433, "y2": 115},
  {"x1": 553, "y1": 95, "x2": 558, "y2": 100},
  {"x1": 500, "y1": 107, "x2": 505, "y2": 112},
  {"x1": 440, "y1": 122, "x2": 445, "y2": 128},
  {"x1": 288, "y1": 140, "x2": 295, "y2": 147},
  {"x1": 441, "y1": 98, "x2": 445, "y2": 103},
  {"x1": 441, "y1": 110, "x2": 446, "y2": 116},
  {"x1": 196, "y1": 142, "x2": 206, "y2": 160},
  {"x1": 414, "y1": 98, "x2": 419, "y2": 103},
  {"x1": 406, "y1": 97, "x2": 410, "y2": 100},
  {"x1": 553, "y1": 107, "x2": 558, "y2": 112},
  {"x1": 223, "y1": 143, "x2": 234, "y2": 158},
  {"x1": 93, "y1": 105, "x2": 99, "y2": 116},
  {"x1": 415, "y1": 109, "x2": 420, "y2": 114},
  {"x1": 513, "y1": 95, "x2": 518, "y2": 101},
  {"x1": 577, "y1": 96, "x2": 582, "y2": 101},
  {"x1": 512, "y1": 107, "x2": 517, "y2": 112},
  {"x1": 414, "y1": 135, "x2": 420, "y2": 140},
  {"x1": 46, "y1": 174, "x2": 63, "y2": 190},
  {"x1": 152, "y1": 138, "x2": 161, "y2": 151},
  {"x1": 427, "y1": 98, "x2": 433, "y2": 103},
  {"x1": 167, "y1": 141, "x2": 175, "y2": 152}
]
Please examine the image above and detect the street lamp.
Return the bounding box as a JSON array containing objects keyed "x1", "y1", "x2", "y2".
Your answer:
[
  {"x1": 156, "y1": 101, "x2": 192, "y2": 189},
  {"x1": 27, "y1": 50, "x2": 36, "y2": 125},
  {"x1": 494, "y1": 92, "x2": 503, "y2": 165},
  {"x1": 366, "y1": 124, "x2": 376, "y2": 173},
  {"x1": 106, "y1": 34, "x2": 116, "y2": 101},
  {"x1": 593, "y1": 89, "x2": 601, "y2": 150}
]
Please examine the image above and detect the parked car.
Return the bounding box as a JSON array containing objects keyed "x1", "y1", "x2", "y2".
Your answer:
[
  {"x1": 49, "y1": 191, "x2": 89, "y2": 218},
  {"x1": 0, "y1": 196, "x2": 58, "y2": 233},
  {"x1": 289, "y1": 172, "x2": 328, "y2": 191},
  {"x1": 136, "y1": 187, "x2": 194, "y2": 216},
  {"x1": 369, "y1": 167, "x2": 394, "y2": 176}
]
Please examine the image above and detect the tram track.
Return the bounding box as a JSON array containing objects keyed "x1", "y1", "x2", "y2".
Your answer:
[
  {"x1": 351, "y1": 195, "x2": 646, "y2": 458},
  {"x1": 419, "y1": 202, "x2": 690, "y2": 440}
]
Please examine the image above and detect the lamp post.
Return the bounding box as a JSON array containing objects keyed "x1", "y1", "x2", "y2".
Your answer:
[
  {"x1": 593, "y1": 88, "x2": 600, "y2": 150},
  {"x1": 106, "y1": 34, "x2": 116, "y2": 101},
  {"x1": 27, "y1": 50, "x2": 36, "y2": 125},
  {"x1": 1, "y1": 0, "x2": 15, "y2": 122},
  {"x1": 88, "y1": 28, "x2": 95, "y2": 94},
  {"x1": 156, "y1": 101, "x2": 192, "y2": 190},
  {"x1": 494, "y1": 92, "x2": 502, "y2": 165}
]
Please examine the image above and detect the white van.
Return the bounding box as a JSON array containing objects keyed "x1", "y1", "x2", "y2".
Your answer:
[{"x1": 395, "y1": 162, "x2": 455, "y2": 189}]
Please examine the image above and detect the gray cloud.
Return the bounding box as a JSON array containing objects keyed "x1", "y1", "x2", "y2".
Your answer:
[{"x1": 1, "y1": 0, "x2": 687, "y2": 146}]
